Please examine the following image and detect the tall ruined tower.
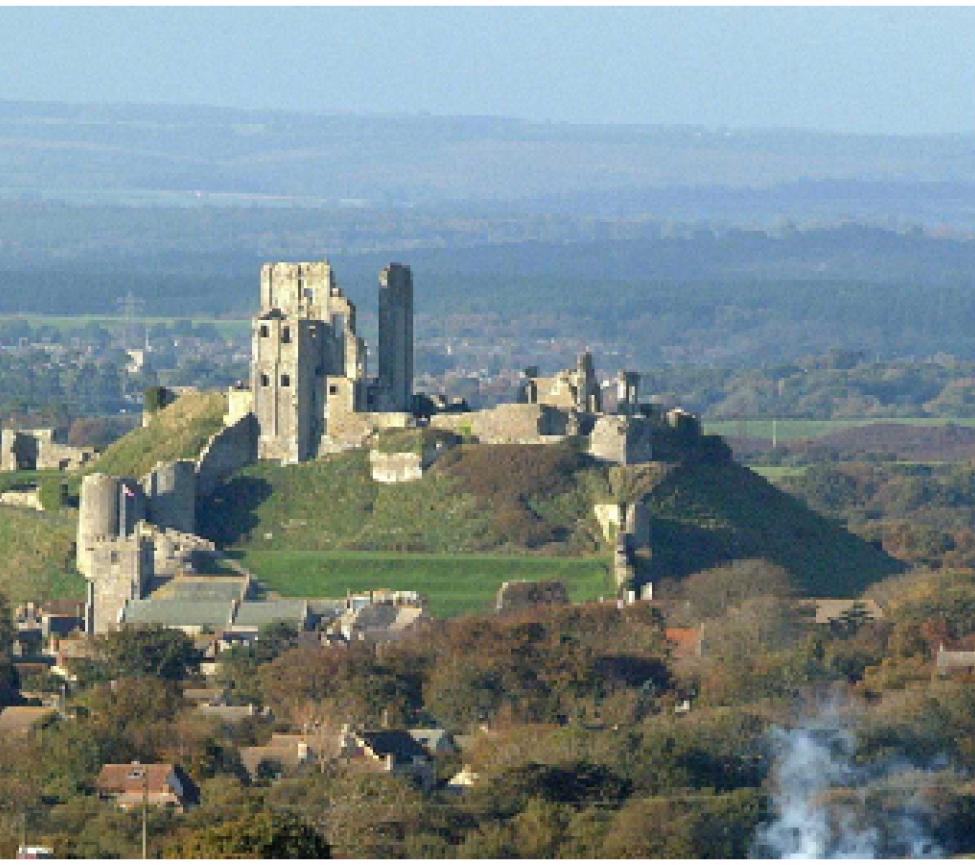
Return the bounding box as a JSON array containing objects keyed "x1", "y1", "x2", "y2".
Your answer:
[
  {"x1": 252, "y1": 261, "x2": 365, "y2": 462},
  {"x1": 377, "y1": 264, "x2": 413, "y2": 412},
  {"x1": 78, "y1": 473, "x2": 152, "y2": 634}
]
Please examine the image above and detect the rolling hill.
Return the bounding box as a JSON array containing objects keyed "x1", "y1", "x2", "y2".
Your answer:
[{"x1": 197, "y1": 438, "x2": 904, "y2": 601}]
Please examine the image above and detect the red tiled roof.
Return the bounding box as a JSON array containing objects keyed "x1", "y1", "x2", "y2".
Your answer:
[
  {"x1": 666, "y1": 627, "x2": 703, "y2": 659},
  {"x1": 96, "y1": 763, "x2": 179, "y2": 797}
]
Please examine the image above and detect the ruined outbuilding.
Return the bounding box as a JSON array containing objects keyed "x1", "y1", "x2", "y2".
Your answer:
[{"x1": 1, "y1": 428, "x2": 96, "y2": 471}]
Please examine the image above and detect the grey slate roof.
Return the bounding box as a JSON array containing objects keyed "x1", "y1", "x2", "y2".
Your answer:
[
  {"x1": 233, "y1": 600, "x2": 309, "y2": 628},
  {"x1": 409, "y1": 728, "x2": 455, "y2": 754},
  {"x1": 307, "y1": 600, "x2": 346, "y2": 619},
  {"x1": 166, "y1": 579, "x2": 248, "y2": 602},
  {"x1": 358, "y1": 730, "x2": 429, "y2": 762},
  {"x1": 122, "y1": 599, "x2": 232, "y2": 628}
]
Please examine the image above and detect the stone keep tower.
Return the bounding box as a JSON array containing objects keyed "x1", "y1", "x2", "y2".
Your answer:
[
  {"x1": 252, "y1": 261, "x2": 366, "y2": 462},
  {"x1": 377, "y1": 264, "x2": 413, "y2": 412}
]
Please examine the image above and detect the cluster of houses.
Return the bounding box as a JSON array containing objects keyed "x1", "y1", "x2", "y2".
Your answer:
[
  {"x1": 11, "y1": 576, "x2": 975, "y2": 843},
  {"x1": 10, "y1": 588, "x2": 430, "y2": 671},
  {"x1": 88, "y1": 723, "x2": 469, "y2": 813}
]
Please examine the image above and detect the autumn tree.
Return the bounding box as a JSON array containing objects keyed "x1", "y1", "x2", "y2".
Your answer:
[
  {"x1": 681, "y1": 559, "x2": 794, "y2": 621},
  {"x1": 92, "y1": 624, "x2": 199, "y2": 681}
]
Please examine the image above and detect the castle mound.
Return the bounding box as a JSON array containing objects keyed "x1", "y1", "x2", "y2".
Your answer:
[
  {"x1": 197, "y1": 441, "x2": 903, "y2": 599},
  {"x1": 88, "y1": 392, "x2": 226, "y2": 479},
  {"x1": 641, "y1": 459, "x2": 905, "y2": 597}
]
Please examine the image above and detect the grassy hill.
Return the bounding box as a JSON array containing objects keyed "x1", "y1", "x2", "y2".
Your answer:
[
  {"x1": 198, "y1": 440, "x2": 903, "y2": 602},
  {"x1": 198, "y1": 441, "x2": 609, "y2": 555},
  {"x1": 641, "y1": 459, "x2": 904, "y2": 597},
  {"x1": 88, "y1": 391, "x2": 226, "y2": 479},
  {"x1": 0, "y1": 505, "x2": 83, "y2": 602}
]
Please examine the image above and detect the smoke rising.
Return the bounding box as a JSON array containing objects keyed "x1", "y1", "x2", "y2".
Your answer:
[{"x1": 751, "y1": 712, "x2": 944, "y2": 858}]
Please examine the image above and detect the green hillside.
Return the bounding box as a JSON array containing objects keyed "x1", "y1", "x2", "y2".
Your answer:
[
  {"x1": 0, "y1": 505, "x2": 83, "y2": 602},
  {"x1": 198, "y1": 439, "x2": 903, "y2": 600},
  {"x1": 89, "y1": 391, "x2": 226, "y2": 479},
  {"x1": 641, "y1": 459, "x2": 904, "y2": 596},
  {"x1": 198, "y1": 442, "x2": 609, "y2": 555}
]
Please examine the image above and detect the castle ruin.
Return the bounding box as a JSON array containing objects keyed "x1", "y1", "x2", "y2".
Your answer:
[
  {"x1": 75, "y1": 256, "x2": 713, "y2": 626},
  {"x1": 242, "y1": 261, "x2": 415, "y2": 462}
]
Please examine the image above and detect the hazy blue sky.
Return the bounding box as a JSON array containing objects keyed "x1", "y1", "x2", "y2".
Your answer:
[{"x1": 2, "y1": 6, "x2": 975, "y2": 135}]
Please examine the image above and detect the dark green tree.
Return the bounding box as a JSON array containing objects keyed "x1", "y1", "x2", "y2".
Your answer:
[{"x1": 166, "y1": 810, "x2": 330, "y2": 859}]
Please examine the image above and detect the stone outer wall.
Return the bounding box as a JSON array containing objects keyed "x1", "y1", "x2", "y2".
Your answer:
[
  {"x1": 196, "y1": 414, "x2": 258, "y2": 496},
  {"x1": 324, "y1": 410, "x2": 412, "y2": 452},
  {"x1": 369, "y1": 451, "x2": 424, "y2": 483},
  {"x1": 430, "y1": 403, "x2": 572, "y2": 444},
  {"x1": 225, "y1": 388, "x2": 254, "y2": 426},
  {"x1": 143, "y1": 460, "x2": 197, "y2": 535},
  {"x1": 0, "y1": 489, "x2": 43, "y2": 510},
  {"x1": 1, "y1": 428, "x2": 96, "y2": 471},
  {"x1": 593, "y1": 503, "x2": 622, "y2": 541},
  {"x1": 589, "y1": 415, "x2": 654, "y2": 464}
]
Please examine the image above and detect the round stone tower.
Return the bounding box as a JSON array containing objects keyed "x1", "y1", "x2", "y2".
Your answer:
[{"x1": 77, "y1": 473, "x2": 120, "y2": 577}]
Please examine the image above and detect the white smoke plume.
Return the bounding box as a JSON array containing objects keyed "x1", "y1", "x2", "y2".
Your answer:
[{"x1": 751, "y1": 713, "x2": 944, "y2": 858}]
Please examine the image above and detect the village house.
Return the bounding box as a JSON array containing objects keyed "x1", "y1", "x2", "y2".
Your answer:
[
  {"x1": 240, "y1": 732, "x2": 320, "y2": 781},
  {"x1": 95, "y1": 762, "x2": 197, "y2": 811},
  {"x1": 339, "y1": 726, "x2": 435, "y2": 790}
]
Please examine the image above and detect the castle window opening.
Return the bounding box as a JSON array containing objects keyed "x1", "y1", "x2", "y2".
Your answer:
[
  {"x1": 329, "y1": 384, "x2": 338, "y2": 395},
  {"x1": 260, "y1": 325, "x2": 269, "y2": 338},
  {"x1": 282, "y1": 326, "x2": 291, "y2": 344},
  {"x1": 261, "y1": 374, "x2": 270, "y2": 387},
  {"x1": 281, "y1": 374, "x2": 291, "y2": 387}
]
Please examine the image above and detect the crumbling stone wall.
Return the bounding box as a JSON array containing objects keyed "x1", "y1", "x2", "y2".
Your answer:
[
  {"x1": 196, "y1": 413, "x2": 258, "y2": 497},
  {"x1": 589, "y1": 415, "x2": 654, "y2": 464},
  {"x1": 369, "y1": 451, "x2": 425, "y2": 483},
  {"x1": 324, "y1": 408, "x2": 412, "y2": 452},
  {"x1": 1, "y1": 428, "x2": 96, "y2": 471},
  {"x1": 519, "y1": 352, "x2": 602, "y2": 414},
  {"x1": 368, "y1": 435, "x2": 455, "y2": 483},
  {"x1": 0, "y1": 489, "x2": 43, "y2": 510},
  {"x1": 430, "y1": 403, "x2": 573, "y2": 444},
  {"x1": 143, "y1": 460, "x2": 197, "y2": 535}
]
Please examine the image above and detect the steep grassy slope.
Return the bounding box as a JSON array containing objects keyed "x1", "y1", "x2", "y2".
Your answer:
[
  {"x1": 642, "y1": 460, "x2": 904, "y2": 596},
  {"x1": 89, "y1": 392, "x2": 226, "y2": 479},
  {"x1": 0, "y1": 506, "x2": 83, "y2": 602},
  {"x1": 198, "y1": 440, "x2": 903, "y2": 599},
  {"x1": 198, "y1": 442, "x2": 606, "y2": 555}
]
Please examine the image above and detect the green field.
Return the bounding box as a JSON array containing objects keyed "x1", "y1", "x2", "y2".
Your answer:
[
  {"x1": 15, "y1": 314, "x2": 250, "y2": 339},
  {"x1": 236, "y1": 550, "x2": 614, "y2": 618},
  {"x1": 704, "y1": 417, "x2": 975, "y2": 441}
]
